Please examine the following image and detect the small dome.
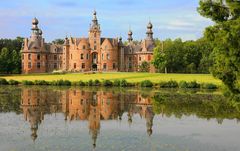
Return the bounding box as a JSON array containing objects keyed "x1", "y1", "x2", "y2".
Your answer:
[
  {"x1": 147, "y1": 22, "x2": 153, "y2": 29},
  {"x1": 93, "y1": 10, "x2": 97, "y2": 16},
  {"x1": 128, "y1": 30, "x2": 132, "y2": 35},
  {"x1": 32, "y1": 17, "x2": 39, "y2": 25}
]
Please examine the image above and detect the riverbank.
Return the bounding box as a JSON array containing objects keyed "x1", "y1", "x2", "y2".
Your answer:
[
  {"x1": 0, "y1": 72, "x2": 221, "y2": 89},
  {"x1": 1, "y1": 72, "x2": 221, "y2": 84}
]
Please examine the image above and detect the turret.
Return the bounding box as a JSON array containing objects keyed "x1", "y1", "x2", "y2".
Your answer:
[
  {"x1": 146, "y1": 21, "x2": 153, "y2": 40},
  {"x1": 127, "y1": 30, "x2": 133, "y2": 43}
]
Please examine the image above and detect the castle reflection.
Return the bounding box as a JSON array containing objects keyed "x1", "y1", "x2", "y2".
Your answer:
[{"x1": 20, "y1": 88, "x2": 154, "y2": 148}]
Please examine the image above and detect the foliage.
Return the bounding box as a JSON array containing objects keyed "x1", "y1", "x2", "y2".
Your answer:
[
  {"x1": 159, "y1": 80, "x2": 178, "y2": 88},
  {"x1": 52, "y1": 39, "x2": 64, "y2": 45},
  {"x1": 102, "y1": 80, "x2": 113, "y2": 87},
  {"x1": 0, "y1": 78, "x2": 8, "y2": 85},
  {"x1": 139, "y1": 61, "x2": 150, "y2": 72},
  {"x1": 0, "y1": 37, "x2": 23, "y2": 74},
  {"x1": 179, "y1": 81, "x2": 200, "y2": 89},
  {"x1": 201, "y1": 83, "x2": 218, "y2": 89},
  {"x1": 140, "y1": 80, "x2": 153, "y2": 87},
  {"x1": 51, "y1": 80, "x2": 71, "y2": 86},
  {"x1": 198, "y1": 0, "x2": 240, "y2": 94},
  {"x1": 22, "y1": 80, "x2": 34, "y2": 85},
  {"x1": 34, "y1": 80, "x2": 49, "y2": 85},
  {"x1": 8, "y1": 79, "x2": 19, "y2": 85},
  {"x1": 152, "y1": 38, "x2": 212, "y2": 73}
]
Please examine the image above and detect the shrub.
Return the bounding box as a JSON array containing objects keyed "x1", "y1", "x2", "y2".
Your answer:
[
  {"x1": 140, "y1": 80, "x2": 153, "y2": 87},
  {"x1": 187, "y1": 81, "x2": 200, "y2": 88},
  {"x1": 77, "y1": 80, "x2": 86, "y2": 86},
  {"x1": 93, "y1": 79, "x2": 101, "y2": 86},
  {"x1": 201, "y1": 83, "x2": 218, "y2": 89},
  {"x1": 34, "y1": 80, "x2": 49, "y2": 85},
  {"x1": 8, "y1": 79, "x2": 19, "y2": 85},
  {"x1": 159, "y1": 80, "x2": 178, "y2": 88},
  {"x1": 120, "y1": 79, "x2": 128, "y2": 87},
  {"x1": 179, "y1": 81, "x2": 200, "y2": 89},
  {"x1": 113, "y1": 79, "x2": 121, "y2": 86},
  {"x1": 0, "y1": 78, "x2": 8, "y2": 85},
  {"x1": 22, "y1": 80, "x2": 34, "y2": 85},
  {"x1": 102, "y1": 80, "x2": 113, "y2": 87},
  {"x1": 51, "y1": 80, "x2": 71, "y2": 86},
  {"x1": 87, "y1": 80, "x2": 93, "y2": 86}
]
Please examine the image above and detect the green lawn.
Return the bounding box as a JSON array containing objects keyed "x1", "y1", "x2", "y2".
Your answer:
[{"x1": 1, "y1": 72, "x2": 222, "y2": 85}]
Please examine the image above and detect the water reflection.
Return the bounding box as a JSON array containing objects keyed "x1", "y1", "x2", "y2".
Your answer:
[
  {"x1": 20, "y1": 88, "x2": 156, "y2": 148},
  {"x1": 0, "y1": 86, "x2": 240, "y2": 150}
]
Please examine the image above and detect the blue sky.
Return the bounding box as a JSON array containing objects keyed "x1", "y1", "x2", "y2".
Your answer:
[{"x1": 0, "y1": 0, "x2": 213, "y2": 42}]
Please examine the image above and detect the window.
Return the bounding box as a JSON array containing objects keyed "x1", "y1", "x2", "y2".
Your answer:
[
  {"x1": 94, "y1": 45, "x2": 97, "y2": 50},
  {"x1": 148, "y1": 55, "x2": 151, "y2": 61},
  {"x1": 28, "y1": 62, "x2": 31, "y2": 68},
  {"x1": 37, "y1": 62, "x2": 40, "y2": 69},
  {"x1": 107, "y1": 54, "x2": 110, "y2": 60},
  {"x1": 37, "y1": 54, "x2": 40, "y2": 60},
  {"x1": 113, "y1": 63, "x2": 116, "y2": 69},
  {"x1": 129, "y1": 63, "x2": 132, "y2": 69},
  {"x1": 103, "y1": 63, "x2": 107, "y2": 70},
  {"x1": 139, "y1": 57, "x2": 141, "y2": 61},
  {"x1": 82, "y1": 63, "x2": 85, "y2": 69},
  {"x1": 54, "y1": 63, "x2": 57, "y2": 69},
  {"x1": 83, "y1": 45, "x2": 86, "y2": 50},
  {"x1": 81, "y1": 54, "x2": 84, "y2": 59},
  {"x1": 102, "y1": 54, "x2": 104, "y2": 60},
  {"x1": 74, "y1": 63, "x2": 76, "y2": 69},
  {"x1": 22, "y1": 54, "x2": 24, "y2": 59},
  {"x1": 46, "y1": 55, "x2": 48, "y2": 60},
  {"x1": 71, "y1": 54, "x2": 72, "y2": 59},
  {"x1": 86, "y1": 54, "x2": 89, "y2": 60},
  {"x1": 129, "y1": 57, "x2": 132, "y2": 61},
  {"x1": 28, "y1": 54, "x2": 31, "y2": 60},
  {"x1": 54, "y1": 55, "x2": 57, "y2": 60}
]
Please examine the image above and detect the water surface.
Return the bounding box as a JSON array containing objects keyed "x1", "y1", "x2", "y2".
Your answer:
[{"x1": 0, "y1": 86, "x2": 239, "y2": 151}]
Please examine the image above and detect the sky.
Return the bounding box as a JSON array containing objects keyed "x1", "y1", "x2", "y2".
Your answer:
[{"x1": 0, "y1": 0, "x2": 213, "y2": 42}]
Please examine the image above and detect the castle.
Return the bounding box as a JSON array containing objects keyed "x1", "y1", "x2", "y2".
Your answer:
[{"x1": 21, "y1": 11, "x2": 155, "y2": 74}]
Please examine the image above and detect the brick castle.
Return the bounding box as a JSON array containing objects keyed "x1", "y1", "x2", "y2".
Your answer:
[{"x1": 21, "y1": 11, "x2": 155, "y2": 74}]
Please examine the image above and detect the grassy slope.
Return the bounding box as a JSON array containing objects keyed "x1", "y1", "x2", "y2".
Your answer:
[{"x1": 1, "y1": 72, "x2": 222, "y2": 85}]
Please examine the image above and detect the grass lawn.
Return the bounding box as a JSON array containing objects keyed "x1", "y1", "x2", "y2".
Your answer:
[{"x1": 1, "y1": 72, "x2": 222, "y2": 85}]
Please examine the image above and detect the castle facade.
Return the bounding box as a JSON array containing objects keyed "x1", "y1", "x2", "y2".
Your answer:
[{"x1": 21, "y1": 11, "x2": 155, "y2": 74}]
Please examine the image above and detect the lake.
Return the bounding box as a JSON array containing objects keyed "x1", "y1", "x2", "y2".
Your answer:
[{"x1": 0, "y1": 86, "x2": 239, "y2": 151}]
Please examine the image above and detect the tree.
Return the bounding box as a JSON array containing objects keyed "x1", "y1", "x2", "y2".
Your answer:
[
  {"x1": 198, "y1": 0, "x2": 240, "y2": 94},
  {"x1": 152, "y1": 45, "x2": 166, "y2": 72},
  {"x1": 52, "y1": 39, "x2": 64, "y2": 45},
  {"x1": 0, "y1": 47, "x2": 11, "y2": 73},
  {"x1": 139, "y1": 61, "x2": 150, "y2": 72}
]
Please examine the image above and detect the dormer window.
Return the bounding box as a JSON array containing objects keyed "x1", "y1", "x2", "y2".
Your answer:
[{"x1": 83, "y1": 45, "x2": 86, "y2": 50}]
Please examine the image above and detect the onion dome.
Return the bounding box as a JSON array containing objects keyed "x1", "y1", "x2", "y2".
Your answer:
[
  {"x1": 147, "y1": 21, "x2": 153, "y2": 29},
  {"x1": 32, "y1": 17, "x2": 39, "y2": 25},
  {"x1": 128, "y1": 30, "x2": 133, "y2": 36}
]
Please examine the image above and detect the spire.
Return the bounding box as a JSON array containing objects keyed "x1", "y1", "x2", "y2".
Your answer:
[
  {"x1": 90, "y1": 10, "x2": 100, "y2": 30},
  {"x1": 146, "y1": 21, "x2": 153, "y2": 40}
]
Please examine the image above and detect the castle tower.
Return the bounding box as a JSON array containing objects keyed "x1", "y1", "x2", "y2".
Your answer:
[
  {"x1": 127, "y1": 30, "x2": 133, "y2": 43},
  {"x1": 118, "y1": 37, "x2": 125, "y2": 72},
  {"x1": 21, "y1": 17, "x2": 48, "y2": 73},
  {"x1": 63, "y1": 37, "x2": 70, "y2": 71},
  {"x1": 146, "y1": 21, "x2": 153, "y2": 40},
  {"x1": 89, "y1": 10, "x2": 101, "y2": 71}
]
